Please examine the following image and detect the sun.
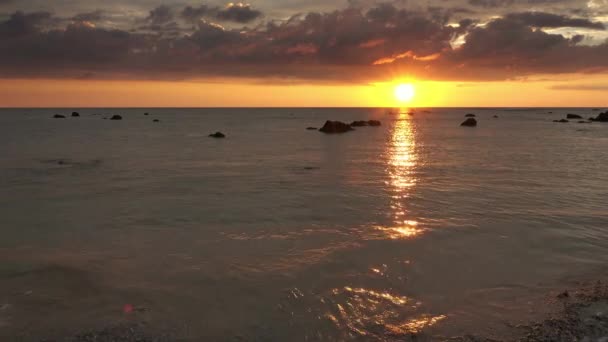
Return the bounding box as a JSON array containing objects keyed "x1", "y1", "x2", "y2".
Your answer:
[{"x1": 395, "y1": 83, "x2": 415, "y2": 103}]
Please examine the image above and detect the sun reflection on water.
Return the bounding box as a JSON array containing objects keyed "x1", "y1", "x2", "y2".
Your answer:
[{"x1": 378, "y1": 108, "x2": 422, "y2": 239}]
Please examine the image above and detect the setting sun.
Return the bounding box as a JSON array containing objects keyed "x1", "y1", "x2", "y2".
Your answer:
[{"x1": 395, "y1": 84, "x2": 415, "y2": 102}]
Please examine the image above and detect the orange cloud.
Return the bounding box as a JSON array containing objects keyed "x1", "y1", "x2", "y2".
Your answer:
[{"x1": 373, "y1": 51, "x2": 441, "y2": 65}]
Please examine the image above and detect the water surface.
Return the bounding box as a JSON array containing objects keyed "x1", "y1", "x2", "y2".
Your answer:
[{"x1": 0, "y1": 108, "x2": 607, "y2": 340}]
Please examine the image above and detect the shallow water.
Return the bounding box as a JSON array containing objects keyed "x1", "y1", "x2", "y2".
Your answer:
[{"x1": 0, "y1": 108, "x2": 607, "y2": 340}]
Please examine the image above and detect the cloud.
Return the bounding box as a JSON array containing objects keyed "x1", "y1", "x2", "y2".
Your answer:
[
  {"x1": 0, "y1": 4, "x2": 607, "y2": 83},
  {"x1": 0, "y1": 11, "x2": 52, "y2": 38},
  {"x1": 215, "y1": 3, "x2": 262, "y2": 23},
  {"x1": 505, "y1": 12, "x2": 605, "y2": 30},
  {"x1": 72, "y1": 10, "x2": 104, "y2": 23},
  {"x1": 550, "y1": 84, "x2": 608, "y2": 90},
  {"x1": 145, "y1": 5, "x2": 173, "y2": 26},
  {"x1": 181, "y1": 5, "x2": 211, "y2": 24}
]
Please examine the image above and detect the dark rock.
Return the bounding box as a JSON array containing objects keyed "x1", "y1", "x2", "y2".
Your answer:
[
  {"x1": 554, "y1": 119, "x2": 569, "y2": 123},
  {"x1": 319, "y1": 121, "x2": 354, "y2": 134},
  {"x1": 368, "y1": 120, "x2": 381, "y2": 126},
  {"x1": 567, "y1": 114, "x2": 582, "y2": 119},
  {"x1": 306, "y1": 127, "x2": 317, "y2": 130},
  {"x1": 53, "y1": 114, "x2": 66, "y2": 119},
  {"x1": 71, "y1": 112, "x2": 80, "y2": 117},
  {"x1": 493, "y1": 115, "x2": 499, "y2": 118},
  {"x1": 209, "y1": 132, "x2": 226, "y2": 138},
  {"x1": 465, "y1": 113, "x2": 476, "y2": 118},
  {"x1": 557, "y1": 290, "x2": 569, "y2": 299},
  {"x1": 461, "y1": 118, "x2": 477, "y2": 127},
  {"x1": 110, "y1": 115, "x2": 122, "y2": 121},
  {"x1": 592, "y1": 111, "x2": 608, "y2": 122},
  {"x1": 548, "y1": 111, "x2": 553, "y2": 114},
  {"x1": 578, "y1": 121, "x2": 589, "y2": 123},
  {"x1": 350, "y1": 120, "x2": 368, "y2": 127},
  {"x1": 144, "y1": 113, "x2": 149, "y2": 116},
  {"x1": 153, "y1": 119, "x2": 160, "y2": 122}
]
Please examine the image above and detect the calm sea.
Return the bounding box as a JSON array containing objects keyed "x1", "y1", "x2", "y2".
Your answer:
[{"x1": 0, "y1": 108, "x2": 607, "y2": 340}]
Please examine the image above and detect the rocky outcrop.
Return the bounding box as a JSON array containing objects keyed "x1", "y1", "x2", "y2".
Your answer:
[
  {"x1": 53, "y1": 114, "x2": 66, "y2": 119},
  {"x1": 591, "y1": 112, "x2": 608, "y2": 122},
  {"x1": 567, "y1": 114, "x2": 582, "y2": 119},
  {"x1": 553, "y1": 119, "x2": 569, "y2": 123},
  {"x1": 110, "y1": 115, "x2": 122, "y2": 120},
  {"x1": 368, "y1": 120, "x2": 381, "y2": 126},
  {"x1": 306, "y1": 127, "x2": 318, "y2": 130},
  {"x1": 319, "y1": 121, "x2": 354, "y2": 134},
  {"x1": 71, "y1": 112, "x2": 80, "y2": 117},
  {"x1": 209, "y1": 132, "x2": 226, "y2": 138},
  {"x1": 461, "y1": 118, "x2": 477, "y2": 127},
  {"x1": 350, "y1": 120, "x2": 368, "y2": 127}
]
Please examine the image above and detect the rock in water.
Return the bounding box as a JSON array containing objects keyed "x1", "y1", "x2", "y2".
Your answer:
[
  {"x1": 553, "y1": 119, "x2": 569, "y2": 123},
  {"x1": 319, "y1": 121, "x2": 354, "y2": 134},
  {"x1": 567, "y1": 114, "x2": 582, "y2": 119},
  {"x1": 493, "y1": 115, "x2": 499, "y2": 118},
  {"x1": 209, "y1": 132, "x2": 226, "y2": 138},
  {"x1": 306, "y1": 127, "x2": 317, "y2": 130},
  {"x1": 465, "y1": 113, "x2": 476, "y2": 118},
  {"x1": 367, "y1": 120, "x2": 381, "y2": 126},
  {"x1": 71, "y1": 112, "x2": 80, "y2": 117},
  {"x1": 350, "y1": 120, "x2": 368, "y2": 127},
  {"x1": 110, "y1": 115, "x2": 122, "y2": 120},
  {"x1": 461, "y1": 118, "x2": 477, "y2": 127},
  {"x1": 144, "y1": 113, "x2": 149, "y2": 116},
  {"x1": 591, "y1": 111, "x2": 608, "y2": 122},
  {"x1": 53, "y1": 114, "x2": 66, "y2": 119},
  {"x1": 153, "y1": 119, "x2": 160, "y2": 122}
]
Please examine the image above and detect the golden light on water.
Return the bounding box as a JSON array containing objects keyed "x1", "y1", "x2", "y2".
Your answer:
[{"x1": 376, "y1": 110, "x2": 422, "y2": 239}]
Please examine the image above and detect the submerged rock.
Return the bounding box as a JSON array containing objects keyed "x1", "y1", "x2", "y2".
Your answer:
[
  {"x1": 554, "y1": 119, "x2": 569, "y2": 123},
  {"x1": 465, "y1": 113, "x2": 476, "y2": 118},
  {"x1": 319, "y1": 121, "x2": 354, "y2": 134},
  {"x1": 144, "y1": 113, "x2": 149, "y2": 116},
  {"x1": 493, "y1": 115, "x2": 499, "y2": 118},
  {"x1": 306, "y1": 127, "x2": 318, "y2": 130},
  {"x1": 153, "y1": 119, "x2": 160, "y2": 123},
  {"x1": 110, "y1": 115, "x2": 122, "y2": 120},
  {"x1": 461, "y1": 118, "x2": 477, "y2": 127},
  {"x1": 567, "y1": 114, "x2": 582, "y2": 119},
  {"x1": 578, "y1": 121, "x2": 590, "y2": 124},
  {"x1": 53, "y1": 114, "x2": 66, "y2": 119},
  {"x1": 209, "y1": 132, "x2": 226, "y2": 138},
  {"x1": 71, "y1": 112, "x2": 80, "y2": 117}
]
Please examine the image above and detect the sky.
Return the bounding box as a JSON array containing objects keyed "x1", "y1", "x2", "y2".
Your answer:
[{"x1": 0, "y1": 0, "x2": 607, "y2": 107}]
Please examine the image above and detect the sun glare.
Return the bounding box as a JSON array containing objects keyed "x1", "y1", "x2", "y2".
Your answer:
[{"x1": 395, "y1": 84, "x2": 415, "y2": 103}]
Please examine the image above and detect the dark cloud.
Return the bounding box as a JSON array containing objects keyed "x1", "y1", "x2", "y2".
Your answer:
[
  {"x1": 146, "y1": 5, "x2": 173, "y2": 25},
  {"x1": 0, "y1": 4, "x2": 607, "y2": 82},
  {"x1": 469, "y1": 0, "x2": 515, "y2": 8},
  {"x1": 216, "y1": 3, "x2": 262, "y2": 23},
  {"x1": 72, "y1": 10, "x2": 104, "y2": 23},
  {"x1": 181, "y1": 5, "x2": 211, "y2": 23},
  {"x1": 505, "y1": 12, "x2": 605, "y2": 30},
  {"x1": 0, "y1": 11, "x2": 52, "y2": 38}
]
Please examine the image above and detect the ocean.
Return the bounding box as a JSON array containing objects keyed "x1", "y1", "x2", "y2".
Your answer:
[{"x1": 0, "y1": 107, "x2": 607, "y2": 340}]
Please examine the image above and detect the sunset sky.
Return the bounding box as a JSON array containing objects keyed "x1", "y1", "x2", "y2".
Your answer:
[{"x1": 1, "y1": 0, "x2": 607, "y2": 107}]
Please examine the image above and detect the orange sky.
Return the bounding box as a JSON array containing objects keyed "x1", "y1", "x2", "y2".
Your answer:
[{"x1": 0, "y1": 76, "x2": 606, "y2": 107}]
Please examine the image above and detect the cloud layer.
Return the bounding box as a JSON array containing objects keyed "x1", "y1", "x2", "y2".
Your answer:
[{"x1": 0, "y1": 1, "x2": 606, "y2": 82}]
